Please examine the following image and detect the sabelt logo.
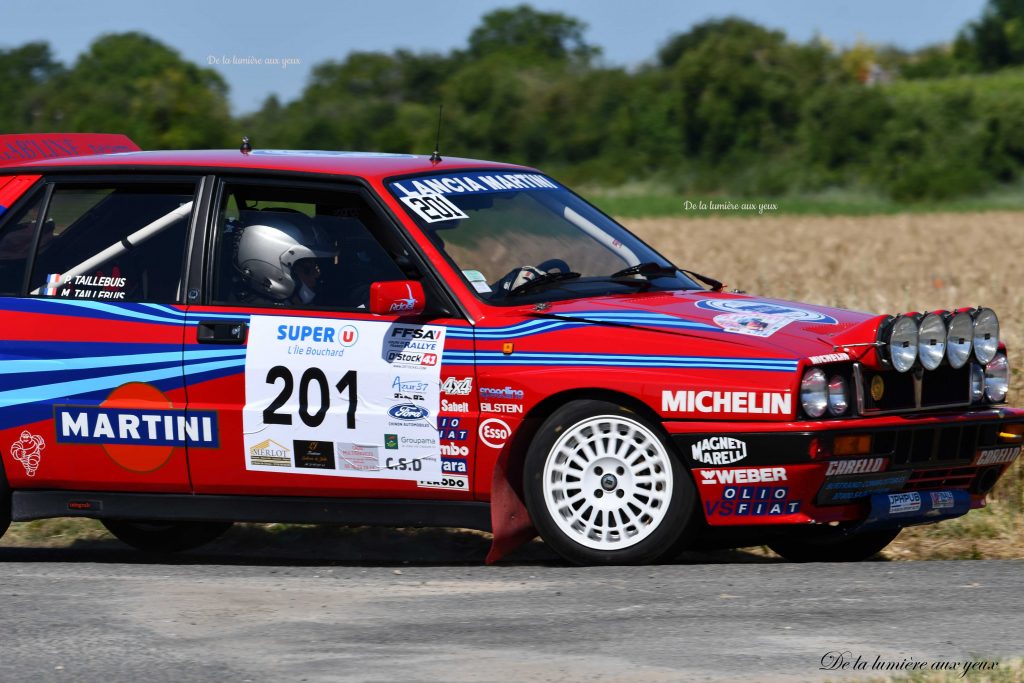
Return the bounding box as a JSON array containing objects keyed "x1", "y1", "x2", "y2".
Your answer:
[
  {"x1": 690, "y1": 436, "x2": 747, "y2": 465},
  {"x1": 388, "y1": 403, "x2": 429, "y2": 421},
  {"x1": 479, "y1": 418, "x2": 512, "y2": 448},
  {"x1": 825, "y1": 457, "x2": 886, "y2": 476},
  {"x1": 698, "y1": 467, "x2": 787, "y2": 485}
]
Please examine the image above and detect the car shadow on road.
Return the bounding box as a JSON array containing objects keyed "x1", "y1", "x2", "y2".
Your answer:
[{"x1": 0, "y1": 523, "x2": 791, "y2": 567}]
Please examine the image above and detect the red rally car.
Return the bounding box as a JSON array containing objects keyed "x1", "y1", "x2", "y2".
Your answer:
[{"x1": 0, "y1": 132, "x2": 1020, "y2": 565}]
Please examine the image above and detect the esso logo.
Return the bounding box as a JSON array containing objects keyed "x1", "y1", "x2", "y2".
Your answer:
[
  {"x1": 388, "y1": 403, "x2": 429, "y2": 421},
  {"x1": 339, "y1": 325, "x2": 359, "y2": 347},
  {"x1": 479, "y1": 418, "x2": 512, "y2": 448}
]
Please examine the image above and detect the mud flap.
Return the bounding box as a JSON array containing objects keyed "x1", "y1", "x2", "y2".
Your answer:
[
  {"x1": 855, "y1": 490, "x2": 971, "y2": 533},
  {"x1": 485, "y1": 446, "x2": 537, "y2": 564}
]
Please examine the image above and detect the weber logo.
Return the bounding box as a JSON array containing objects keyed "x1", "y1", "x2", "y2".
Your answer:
[
  {"x1": 698, "y1": 467, "x2": 787, "y2": 485},
  {"x1": 825, "y1": 457, "x2": 886, "y2": 477},
  {"x1": 690, "y1": 436, "x2": 747, "y2": 465}
]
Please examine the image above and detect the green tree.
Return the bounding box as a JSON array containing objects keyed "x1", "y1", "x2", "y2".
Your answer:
[
  {"x1": 954, "y1": 0, "x2": 1024, "y2": 70},
  {"x1": 35, "y1": 33, "x2": 231, "y2": 149},
  {"x1": 466, "y1": 4, "x2": 600, "y2": 66},
  {"x1": 0, "y1": 42, "x2": 62, "y2": 130}
]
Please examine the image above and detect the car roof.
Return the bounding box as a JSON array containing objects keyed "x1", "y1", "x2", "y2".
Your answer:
[{"x1": 5, "y1": 149, "x2": 531, "y2": 182}]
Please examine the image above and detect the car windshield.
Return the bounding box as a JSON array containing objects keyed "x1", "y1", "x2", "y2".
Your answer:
[{"x1": 387, "y1": 170, "x2": 701, "y2": 304}]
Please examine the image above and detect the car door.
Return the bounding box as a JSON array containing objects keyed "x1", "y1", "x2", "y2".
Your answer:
[
  {"x1": 183, "y1": 177, "x2": 478, "y2": 499},
  {"x1": 0, "y1": 175, "x2": 201, "y2": 492}
]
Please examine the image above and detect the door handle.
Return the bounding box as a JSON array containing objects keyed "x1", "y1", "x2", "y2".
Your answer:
[{"x1": 197, "y1": 321, "x2": 248, "y2": 344}]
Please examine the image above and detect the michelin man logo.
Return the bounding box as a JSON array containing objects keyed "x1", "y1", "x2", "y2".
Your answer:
[{"x1": 11, "y1": 430, "x2": 45, "y2": 477}]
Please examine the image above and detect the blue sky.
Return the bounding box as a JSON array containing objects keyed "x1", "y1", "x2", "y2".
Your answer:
[{"x1": 4, "y1": 0, "x2": 989, "y2": 113}]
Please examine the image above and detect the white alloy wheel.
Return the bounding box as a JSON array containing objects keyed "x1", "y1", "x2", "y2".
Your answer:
[{"x1": 541, "y1": 415, "x2": 674, "y2": 550}]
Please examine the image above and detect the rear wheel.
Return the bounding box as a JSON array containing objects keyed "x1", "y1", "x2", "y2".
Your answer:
[
  {"x1": 102, "y1": 520, "x2": 233, "y2": 553},
  {"x1": 524, "y1": 400, "x2": 696, "y2": 565},
  {"x1": 767, "y1": 527, "x2": 901, "y2": 562}
]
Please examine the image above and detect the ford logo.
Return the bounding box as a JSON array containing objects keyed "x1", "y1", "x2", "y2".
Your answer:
[{"x1": 388, "y1": 403, "x2": 429, "y2": 420}]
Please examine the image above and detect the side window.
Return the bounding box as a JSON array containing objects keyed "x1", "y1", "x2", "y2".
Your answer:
[
  {"x1": 0, "y1": 188, "x2": 45, "y2": 295},
  {"x1": 213, "y1": 183, "x2": 408, "y2": 310},
  {"x1": 27, "y1": 182, "x2": 195, "y2": 303}
]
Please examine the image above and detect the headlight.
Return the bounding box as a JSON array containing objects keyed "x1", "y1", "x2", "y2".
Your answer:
[
  {"x1": 984, "y1": 353, "x2": 1009, "y2": 403},
  {"x1": 973, "y1": 308, "x2": 999, "y2": 364},
  {"x1": 801, "y1": 368, "x2": 827, "y2": 418},
  {"x1": 946, "y1": 311, "x2": 973, "y2": 369},
  {"x1": 887, "y1": 315, "x2": 919, "y2": 372},
  {"x1": 827, "y1": 375, "x2": 849, "y2": 416},
  {"x1": 918, "y1": 312, "x2": 946, "y2": 371},
  {"x1": 970, "y1": 363, "x2": 985, "y2": 403}
]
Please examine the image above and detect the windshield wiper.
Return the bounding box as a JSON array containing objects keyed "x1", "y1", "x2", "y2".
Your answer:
[
  {"x1": 609, "y1": 262, "x2": 679, "y2": 279},
  {"x1": 508, "y1": 270, "x2": 582, "y2": 296}
]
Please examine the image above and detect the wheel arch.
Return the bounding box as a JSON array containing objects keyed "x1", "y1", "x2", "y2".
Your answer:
[{"x1": 485, "y1": 386, "x2": 674, "y2": 563}]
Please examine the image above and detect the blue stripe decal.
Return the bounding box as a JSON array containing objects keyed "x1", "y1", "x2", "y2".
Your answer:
[
  {"x1": 0, "y1": 357, "x2": 244, "y2": 411},
  {"x1": 0, "y1": 348, "x2": 246, "y2": 375},
  {"x1": 0, "y1": 205, "x2": 6, "y2": 217},
  {"x1": 442, "y1": 350, "x2": 796, "y2": 371},
  {"x1": 445, "y1": 312, "x2": 719, "y2": 340},
  {"x1": 0, "y1": 298, "x2": 185, "y2": 326}
]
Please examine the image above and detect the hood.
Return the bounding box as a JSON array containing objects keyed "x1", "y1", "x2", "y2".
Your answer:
[{"x1": 533, "y1": 290, "x2": 885, "y2": 361}]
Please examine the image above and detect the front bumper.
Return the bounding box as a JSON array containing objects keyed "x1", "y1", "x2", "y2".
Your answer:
[{"x1": 666, "y1": 407, "x2": 1024, "y2": 527}]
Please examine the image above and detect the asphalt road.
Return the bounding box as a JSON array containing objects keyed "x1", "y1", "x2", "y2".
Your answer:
[{"x1": 0, "y1": 542, "x2": 1020, "y2": 683}]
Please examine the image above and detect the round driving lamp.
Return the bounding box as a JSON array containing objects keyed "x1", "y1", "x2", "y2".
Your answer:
[
  {"x1": 917, "y1": 312, "x2": 946, "y2": 371},
  {"x1": 827, "y1": 375, "x2": 849, "y2": 416},
  {"x1": 973, "y1": 308, "x2": 1000, "y2": 365},
  {"x1": 887, "y1": 315, "x2": 919, "y2": 373},
  {"x1": 801, "y1": 368, "x2": 828, "y2": 418},
  {"x1": 946, "y1": 311, "x2": 973, "y2": 369},
  {"x1": 984, "y1": 353, "x2": 1009, "y2": 403}
]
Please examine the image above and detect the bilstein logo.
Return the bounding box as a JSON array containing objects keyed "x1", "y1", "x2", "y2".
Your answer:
[
  {"x1": 690, "y1": 436, "x2": 748, "y2": 465},
  {"x1": 55, "y1": 383, "x2": 218, "y2": 473},
  {"x1": 388, "y1": 403, "x2": 429, "y2": 421}
]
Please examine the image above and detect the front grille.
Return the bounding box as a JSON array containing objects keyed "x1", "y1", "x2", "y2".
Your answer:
[
  {"x1": 903, "y1": 466, "x2": 976, "y2": 490},
  {"x1": 839, "y1": 422, "x2": 1000, "y2": 467},
  {"x1": 856, "y1": 363, "x2": 970, "y2": 415}
]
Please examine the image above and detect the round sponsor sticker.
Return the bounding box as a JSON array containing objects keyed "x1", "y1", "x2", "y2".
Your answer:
[
  {"x1": 479, "y1": 418, "x2": 512, "y2": 449},
  {"x1": 696, "y1": 299, "x2": 838, "y2": 324}
]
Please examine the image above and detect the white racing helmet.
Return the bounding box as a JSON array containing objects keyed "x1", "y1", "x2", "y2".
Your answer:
[{"x1": 235, "y1": 211, "x2": 337, "y2": 300}]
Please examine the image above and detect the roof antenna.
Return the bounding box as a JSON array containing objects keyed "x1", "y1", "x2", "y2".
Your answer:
[
  {"x1": 240, "y1": 136, "x2": 252, "y2": 155},
  {"x1": 429, "y1": 105, "x2": 443, "y2": 164}
]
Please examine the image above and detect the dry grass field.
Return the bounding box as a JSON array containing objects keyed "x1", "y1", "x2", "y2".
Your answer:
[{"x1": 627, "y1": 211, "x2": 1024, "y2": 560}]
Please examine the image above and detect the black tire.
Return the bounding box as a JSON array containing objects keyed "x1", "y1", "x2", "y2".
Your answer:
[
  {"x1": 767, "y1": 527, "x2": 901, "y2": 563},
  {"x1": 523, "y1": 400, "x2": 696, "y2": 565},
  {"x1": 102, "y1": 520, "x2": 233, "y2": 553}
]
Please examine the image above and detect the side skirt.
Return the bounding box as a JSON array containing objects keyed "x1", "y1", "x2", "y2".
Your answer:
[{"x1": 11, "y1": 490, "x2": 492, "y2": 532}]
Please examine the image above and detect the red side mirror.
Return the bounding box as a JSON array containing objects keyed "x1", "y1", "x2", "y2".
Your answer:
[{"x1": 369, "y1": 280, "x2": 426, "y2": 316}]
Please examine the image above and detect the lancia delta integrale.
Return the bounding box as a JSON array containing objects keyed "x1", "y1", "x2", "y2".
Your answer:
[{"x1": 0, "y1": 132, "x2": 1019, "y2": 564}]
